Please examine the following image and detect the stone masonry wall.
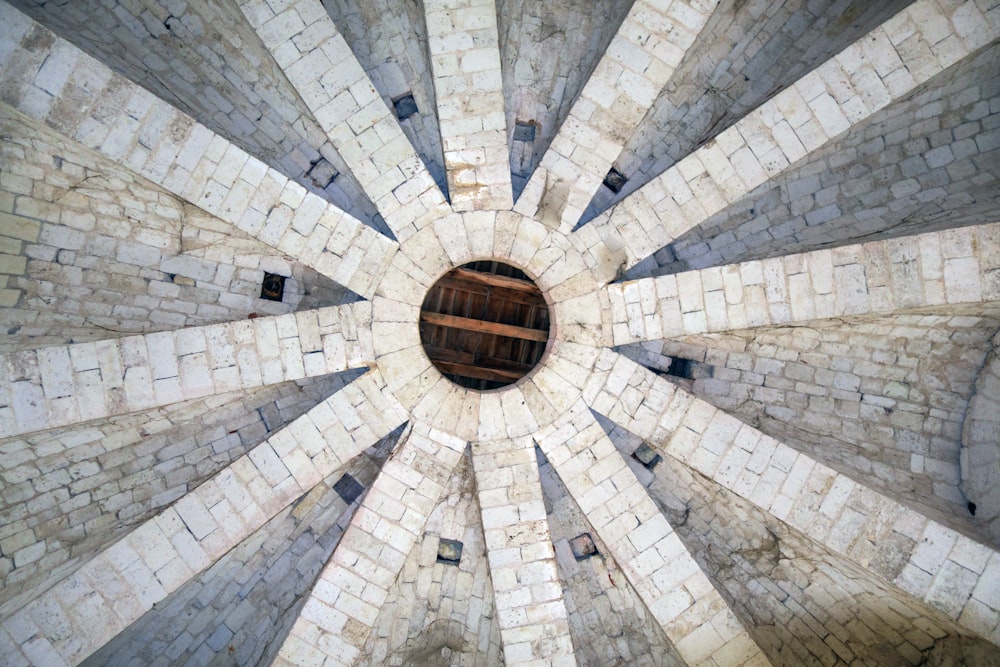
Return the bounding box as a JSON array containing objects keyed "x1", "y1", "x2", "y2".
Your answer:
[
  {"x1": 618, "y1": 309, "x2": 1000, "y2": 545},
  {"x1": 0, "y1": 105, "x2": 355, "y2": 354},
  {"x1": 358, "y1": 451, "x2": 504, "y2": 666},
  {"x1": 961, "y1": 330, "x2": 1000, "y2": 544},
  {"x1": 81, "y1": 426, "x2": 401, "y2": 667},
  {"x1": 323, "y1": 0, "x2": 448, "y2": 197},
  {"x1": 497, "y1": 0, "x2": 635, "y2": 199},
  {"x1": 0, "y1": 371, "x2": 360, "y2": 623},
  {"x1": 6, "y1": 0, "x2": 387, "y2": 231},
  {"x1": 582, "y1": 0, "x2": 912, "y2": 225},
  {"x1": 537, "y1": 446, "x2": 684, "y2": 666},
  {"x1": 599, "y1": 414, "x2": 1000, "y2": 666},
  {"x1": 633, "y1": 40, "x2": 1000, "y2": 277}
]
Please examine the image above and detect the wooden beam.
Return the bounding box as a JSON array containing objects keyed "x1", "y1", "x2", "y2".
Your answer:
[
  {"x1": 424, "y1": 345, "x2": 537, "y2": 373},
  {"x1": 451, "y1": 267, "x2": 540, "y2": 294},
  {"x1": 434, "y1": 277, "x2": 546, "y2": 307},
  {"x1": 421, "y1": 312, "x2": 549, "y2": 342},
  {"x1": 434, "y1": 361, "x2": 524, "y2": 383}
]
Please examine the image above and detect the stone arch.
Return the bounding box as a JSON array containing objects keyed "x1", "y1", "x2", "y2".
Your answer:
[{"x1": 960, "y1": 329, "x2": 1000, "y2": 538}]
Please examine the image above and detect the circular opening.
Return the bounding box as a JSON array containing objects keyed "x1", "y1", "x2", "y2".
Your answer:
[{"x1": 419, "y1": 261, "x2": 551, "y2": 390}]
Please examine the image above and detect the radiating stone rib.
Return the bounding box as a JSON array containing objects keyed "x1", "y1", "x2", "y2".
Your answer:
[
  {"x1": 424, "y1": 0, "x2": 513, "y2": 212},
  {"x1": 0, "y1": 4, "x2": 394, "y2": 299},
  {"x1": 588, "y1": 350, "x2": 1000, "y2": 646},
  {"x1": 535, "y1": 400, "x2": 771, "y2": 666},
  {"x1": 579, "y1": 0, "x2": 1000, "y2": 274},
  {"x1": 272, "y1": 422, "x2": 466, "y2": 667},
  {"x1": 0, "y1": 372, "x2": 408, "y2": 666},
  {"x1": 513, "y1": 0, "x2": 717, "y2": 232},
  {"x1": 606, "y1": 221, "x2": 1000, "y2": 345},
  {"x1": 237, "y1": 0, "x2": 449, "y2": 241},
  {"x1": 0, "y1": 304, "x2": 373, "y2": 439},
  {"x1": 469, "y1": 436, "x2": 577, "y2": 665}
]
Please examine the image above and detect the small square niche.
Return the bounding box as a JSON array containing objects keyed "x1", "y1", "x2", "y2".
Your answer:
[
  {"x1": 632, "y1": 443, "x2": 661, "y2": 470},
  {"x1": 393, "y1": 93, "x2": 418, "y2": 121},
  {"x1": 333, "y1": 474, "x2": 364, "y2": 504},
  {"x1": 569, "y1": 533, "x2": 598, "y2": 561},
  {"x1": 437, "y1": 538, "x2": 463, "y2": 565},
  {"x1": 307, "y1": 158, "x2": 338, "y2": 189},
  {"x1": 260, "y1": 272, "x2": 286, "y2": 302},
  {"x1": 513, "y1": 121, "x2": 536, "y2": 142},
  {"x1": 603, "y1": 167, "x2": 627, "y2": 194}
]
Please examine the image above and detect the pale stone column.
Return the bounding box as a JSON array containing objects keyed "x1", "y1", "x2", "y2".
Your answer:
[
  {"x1": 578, "y1": 0, "x2": 1000, "y2": 275},
  {"x1": 536, "y1": 400, "x2": 772, "y2": 666},
  {"x1": 470, "y1": 436, "x2": 578, "y2": 665},
  {"x1": 588, "y1": 351, "x2": 1000, "y2": 647},
  {"x1": 272, "y1": 423, "x2": 467, "y2": 666},
  {"x1": 237, "y1": 0, "x2": 449, "y2": 241},
  {"x1": 0, "y1": 3, "x2": 396, "y2": 297},
  {"x1": 0, "y1": 372, "x2": 408, "y2": 666},
  {"x1": 514, "y1": 0, "x2": 718, "y2": 232},
  {"x1": 606, "y1": 222, "x2": 1000, "y2": 345},
  {"x1": 425, "y1": 0, "x2": 514, "y2": 212},
  {"x1": 0, "y1": 303, "x2": 374, "y2": 438}
]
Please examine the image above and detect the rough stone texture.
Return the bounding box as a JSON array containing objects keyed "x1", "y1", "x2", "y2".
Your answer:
[
  {"x1": 0, "y1": 301, "x2": 373, "y2": 439},
  {"x1": 0, "y1": 371, "x2": 408, "y2": 666},
  {"x1": 498, "y1": 0, "x2": 635, "y2": 199},
  {"x1": 0, "y1": 105, "x2": 356, "y2": 354},
  {"x1": 536, "y1": 401, "x2": 770, "y2": 666},
  {"x1": 322, "y1": 0, "x2": 447, "y2": 197},
  {"x1": 537, "y1": 446, "x2": 685, "y2": 666},
  {"x1": 608, "y1": 223, "x2": 1000, "y2": 345},
  {"x1": 631, "y1": 40, "x2": 1000, "y2": 277},
  {"x1": 579, "y1": 0, "x2": 1000, "y2": 273},
  {"x1": 238, "y1": 0, "x2": 449, "y2": 242},
  {"x1": 961, "y1": 330, "x2": 1000, "y2": 544},
  {"x1": 0, "y1": 372, "x2": 362, "y2": 621},
  {"x1": 359, "y1": 451, "x2": 504, "y2": 666},
  {"x1": 1, "y1": 0, "x2": 999, "y2": 663},
  {"x1": 4, "y1": 0, "x2": 387, "y2": 233},
  {"x1": 618, "y1": 309, "x2": 1000, "y2": 546},
  {"x1": 514, "y1": 0, "x2": 716, "y2": 231},
  {"x1": 470, "y1": 436, "x2": 576, "y2": 665},
  {"x1": 0, "y1": 7, "x2": 398, "y2": 299},
  {"x1": 588, "y1": 351, "x2": 1000, "y2": 645},
  {"x1": 272, "y1": 423, "x2": 467, "y2": 666},
  {"x1": 426, "y1": 0, "x2": 513, "y2": 212},
  {"x1": 79, "y1": 426, "x2": 402, "y2": 667},
  {"x1": 598, "y1": 413, "x2": 1000, "y2": 666},
  {"x1": 581, "y1": 0, "x2": 912, "y2": 225}
]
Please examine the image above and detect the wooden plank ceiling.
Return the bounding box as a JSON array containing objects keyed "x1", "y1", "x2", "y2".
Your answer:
[{"x1": 420, "y1": 261, "x2": 550, "y2": 390}]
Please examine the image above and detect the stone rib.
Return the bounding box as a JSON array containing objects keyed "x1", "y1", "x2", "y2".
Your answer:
[
  {"x1": 470, "y1": 436, "x2": 577, "y2": 665},
  {"x1": 535, "y1": 400, "x2": 771, "y2": 666},
  {"x1": 0, "y1": 371, "x2": 408, "y2": 666},
  {"x1": 272, "y1": 422, "x2": 466, "y2": 666},
  {"x1": 0, "y1": 304, "x2": 373, "y2": 439},
  {"x1": 606, "y1": 222, "x2": 1000, "y2": 345},
  {"x1": 425, "y1": 0, "x2": 513, "y2": 212},
  {"x1": 238, "y1": 0, "x2": 449, "y2": 241},
  {"x1": 0, "y1": 4, "x2": 394, "y2": 299},
  {"x1": 588, "y1": 350, "x2": 1000, "y2": 646},
  {"x1": 514, "y1": 0, "x2": 717, "y2": 232},
  {"x1": 578, "y1": 0, "x2": 1000, "y2": 274}
]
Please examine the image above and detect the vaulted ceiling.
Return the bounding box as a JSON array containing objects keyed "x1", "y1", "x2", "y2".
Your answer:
[{"x1": 0, "y1": 0, "x2": 999, "y2": 665}]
